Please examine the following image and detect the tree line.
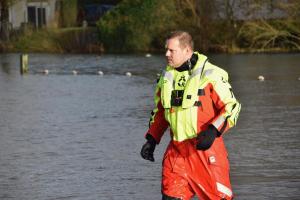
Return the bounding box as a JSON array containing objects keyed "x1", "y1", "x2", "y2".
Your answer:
[
  {"x1": 97, "y1": 0, "x2": 300, "y2": 53},
  {"x1": 1, "y1": 0, "x2": 300, "y2": 53}
]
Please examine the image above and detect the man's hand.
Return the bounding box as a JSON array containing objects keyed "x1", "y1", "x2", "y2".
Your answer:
[
  {"x1": 196, "y1": 125, "x2": 220, "y2": 151},
  {"x1": 140, "y1": 134, "x2": 157, "y2": 162}
]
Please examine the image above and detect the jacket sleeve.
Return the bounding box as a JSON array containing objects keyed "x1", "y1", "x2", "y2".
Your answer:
[
  {"x1": 209, "y1": 71, "x2": 241, "y2": 134},
  {"x1": 145, "y1": 77, "x2": 169, "y2": 143}
]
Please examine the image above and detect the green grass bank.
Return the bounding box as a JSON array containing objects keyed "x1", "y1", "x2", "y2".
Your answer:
[{"x1": 0, "y1": 27, "x2": 103, "y2": 54}]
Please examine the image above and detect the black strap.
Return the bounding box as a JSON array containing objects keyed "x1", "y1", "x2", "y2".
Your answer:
[
  {"x1": 171, "y1": 90, "x2": 184, "y2": 106},
  {"x1": 198, "y1": 89, "x2": 205, "y2": 96}
]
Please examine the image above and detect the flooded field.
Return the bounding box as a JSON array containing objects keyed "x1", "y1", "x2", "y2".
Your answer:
[{"x1": 0, "y1": 53, "x2": 300, "y2": 199}]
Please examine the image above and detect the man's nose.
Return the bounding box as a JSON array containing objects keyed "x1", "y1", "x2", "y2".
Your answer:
[{"x1": 165, "y1": 50, "x2": 170, "y2": 57}]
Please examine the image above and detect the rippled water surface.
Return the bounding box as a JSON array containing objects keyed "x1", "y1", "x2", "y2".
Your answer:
[{"x1": 0, "y1": 53, "x2": 300, "y2": 200}]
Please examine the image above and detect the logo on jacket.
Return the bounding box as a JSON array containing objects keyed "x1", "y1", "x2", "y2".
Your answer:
[{"x1": 178, "y1": 75, "x2": 186, "y2": 87}]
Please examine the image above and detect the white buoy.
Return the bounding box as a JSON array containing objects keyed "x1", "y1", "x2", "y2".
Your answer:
[
  {"x1": 257, "y1": 75, "x2": 265, "y2": 81},
  {"x1": 125, "y1": 72, "x2": 132, "y2": 77},
  {"x1": 98, "y1": 71, "x2": 104, "y2": 75},
  {"x1": 145, "y1": 53, "x2": 152, "y2": 58},
  {"x1": 43, "y1": 69, "x2": 49, "y2": 75},
  {"x1": 72, "y1": 70, "x2": 78, "y2": 75},
  {"x1": 298, "y1": 77, "x2": 300, "y2": 81}
]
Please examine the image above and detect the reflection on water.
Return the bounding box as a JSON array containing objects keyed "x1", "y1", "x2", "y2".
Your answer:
[{"x1": 0, "y1": 53, "x2": 300, "y2": 200}]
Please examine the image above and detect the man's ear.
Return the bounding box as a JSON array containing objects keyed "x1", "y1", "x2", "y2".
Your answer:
[{"x1": 184, "y1": 47, "x2": 190, "y2": 54}]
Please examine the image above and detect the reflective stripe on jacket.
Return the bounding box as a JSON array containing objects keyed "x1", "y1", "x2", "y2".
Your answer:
[{"x1": 147, "y1": 52, "x2": 241, "y2": 143}]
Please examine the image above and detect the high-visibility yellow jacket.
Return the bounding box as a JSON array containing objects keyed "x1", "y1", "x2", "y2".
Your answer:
[{"x1": 146, "y1": 52, "x2": 241, "y2": 143}]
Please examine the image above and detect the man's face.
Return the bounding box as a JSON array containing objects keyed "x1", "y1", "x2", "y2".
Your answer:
[{"x1": 165, "y1": 38, "x2": 190, "y2": 68}]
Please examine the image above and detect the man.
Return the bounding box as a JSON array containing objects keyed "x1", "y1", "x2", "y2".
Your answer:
[{"x1": 140, "y1": 31, "x2": 241, "y2": 200}]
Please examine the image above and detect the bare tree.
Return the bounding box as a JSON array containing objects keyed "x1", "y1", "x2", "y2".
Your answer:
[
  {"x1": 0, "y1": 0, "x2": 10, "y2": 41},
  {"x1": 175, "y1": 0, "x2": 216, "y2": 51}
]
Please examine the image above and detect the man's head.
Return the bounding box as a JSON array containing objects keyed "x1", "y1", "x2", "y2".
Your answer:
[{"x1": 165, "y1": 31, "x2": 194, "y2": 68}]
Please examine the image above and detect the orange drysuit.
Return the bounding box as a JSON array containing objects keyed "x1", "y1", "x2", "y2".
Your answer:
[{"x1": 145, "y1": 53, "x2": 241, "y2": 199}]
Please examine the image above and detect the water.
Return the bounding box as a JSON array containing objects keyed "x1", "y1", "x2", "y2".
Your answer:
[{"x1": 0, "y1": 53, "x2": 299, "y2": 200}]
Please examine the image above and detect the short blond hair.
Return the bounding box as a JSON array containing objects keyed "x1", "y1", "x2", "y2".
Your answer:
[{"x1": 167, "y1": 31, "x2": 194, "y2": 50}]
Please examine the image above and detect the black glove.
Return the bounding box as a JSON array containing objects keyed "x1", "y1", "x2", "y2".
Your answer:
[
  {"x1": 140, "y1": 134, "x2": 157, "y2": 162},
  {"x1": 196, "y1": 125, "x2": 220, "y2": 151}
]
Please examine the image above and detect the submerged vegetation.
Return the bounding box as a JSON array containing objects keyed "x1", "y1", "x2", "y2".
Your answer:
[{"x1": 1, "y1": 0, "x2": 300, "y2": 53}]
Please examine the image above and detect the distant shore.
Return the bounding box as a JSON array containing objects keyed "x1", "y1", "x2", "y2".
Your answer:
[{"x1": 0, "y1": 27, "x2": 299, "y2": 54}]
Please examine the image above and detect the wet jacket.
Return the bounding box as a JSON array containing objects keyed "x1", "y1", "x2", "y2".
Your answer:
[{"x1": 146, "y1": 52, "x2": 241, "y2": 143}]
